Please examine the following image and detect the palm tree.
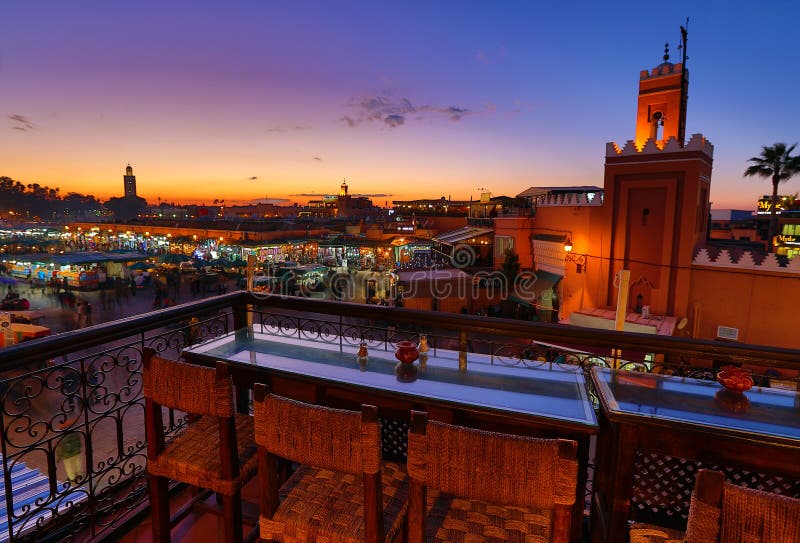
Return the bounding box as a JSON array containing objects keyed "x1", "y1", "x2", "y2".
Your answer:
[{"x1": 744, "y1": 143, "x2": 800, "y2": 250}]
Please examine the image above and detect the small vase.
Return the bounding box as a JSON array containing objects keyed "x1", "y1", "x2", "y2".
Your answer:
[
  {"x1": 395, "y1": 341, "x2": 419, "y2": 364},
  {"x1": 418, "y1": 335, "x2": 429, "y2": 354},
  {"x1": 357, "y1": 342, "x2": 369, "y2": 371}
]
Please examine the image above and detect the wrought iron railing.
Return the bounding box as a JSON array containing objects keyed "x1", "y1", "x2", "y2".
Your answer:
[
  {"x1": 0, "y1": 291, "x2": 798, "y2": 540},
  {"x1": 0, "y1": 294, "x2": 241, "y2": 542}
]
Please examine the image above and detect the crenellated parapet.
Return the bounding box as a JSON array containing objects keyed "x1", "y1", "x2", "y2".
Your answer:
[
  {"x1": 533, "y1": 191, "x2": 604, "y2": 207},
  {"x1": 606, "y1": 134, "x2": 714, "y2": 158},
  {"x1": 693, "y1": 248, "x2": 800, "y2": 274}
]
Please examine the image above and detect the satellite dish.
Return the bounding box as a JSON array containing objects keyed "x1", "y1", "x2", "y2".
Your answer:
[{"x1": 676, "y1": 317, "x2": 688, "y2": 330}]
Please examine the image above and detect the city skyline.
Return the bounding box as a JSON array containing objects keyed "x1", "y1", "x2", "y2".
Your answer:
[{"x1": 2, "y1": 1, "x2": 799, "y2": 208}]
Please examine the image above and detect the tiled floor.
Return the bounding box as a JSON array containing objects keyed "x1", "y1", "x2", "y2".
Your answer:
[{"x1": 116, "y1": 478, "x2": 260, "y2": 543}]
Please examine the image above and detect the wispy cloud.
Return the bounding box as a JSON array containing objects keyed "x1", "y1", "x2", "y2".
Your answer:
[
  {"x1": 384, "y1": 114, "x2": 405, "y2": 128},
  {"x1": 474, "y1": 45, "x2": 507, "y2": 65},
  {"x1": 247, "y1": 198, "x2": 291, "y2": 205},
  {"x1": 313, "y1": 156, "x2": 322, "y2": 161},
  {"x1": 266, "y1": 124, "x2": 307, "y2": 133},
  {"x1": 9, "y1": 114, "x2": 34, "y2": 131},
  {"x1": 248, "y1": 176, "x2": 258, "y2": 181},
  {"x1": 509, "y1": 99, "x2": 537, "y2": 116},
  {"x1": 342, "y1": 95, "x2": 476, "y2": 129},
  {"x1": 290, "y1": 192, "x2": 393, "y2": 198}
]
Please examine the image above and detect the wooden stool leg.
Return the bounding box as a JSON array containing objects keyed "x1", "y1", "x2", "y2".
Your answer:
[
  {"x1": 149, "y1": 474, "x2": 171, "y2": 543},
  {"x1": 224, "y1": 492, "x2": 244, "y2": 543}
]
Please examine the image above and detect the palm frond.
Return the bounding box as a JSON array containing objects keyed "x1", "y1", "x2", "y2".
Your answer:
[{"x1": 743, "y1": 143, "x2": 800, "y2": 182}]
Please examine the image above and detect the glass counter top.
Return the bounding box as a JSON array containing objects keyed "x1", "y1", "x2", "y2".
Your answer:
[
  {"x1": 592, "y1": 367, "x2": 800, "y2": 443},
  {"x1": 184, "y1": 328, "x2": 597, "y2": 429}
]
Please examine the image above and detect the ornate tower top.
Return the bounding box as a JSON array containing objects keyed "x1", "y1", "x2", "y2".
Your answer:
[
  {"x1": 126, "y1": 164, "x2": 133, "y2": 176},
  {"x1": 631, "y1": 26, "x2": 690, "y2": 149},
  {"x1": 340, "y1": 179, "x2": 348, "y2": 197},
  {"x1": 634, "y1": 42, "x2": 687, "y2": 149}
]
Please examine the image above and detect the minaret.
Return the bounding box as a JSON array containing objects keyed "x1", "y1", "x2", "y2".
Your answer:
[
  {"x1": 340, "y1": 179, "x2": 348, "y2": 197},
  {"x1": 123, "y1": 164, "x2": 137, "y2": 198},
  {"x1": 601, "y1": 29, "x2": 713, "y2": 318},
  {"x1": 634, "y1": 42, "x2": 688, "y2": 149}
]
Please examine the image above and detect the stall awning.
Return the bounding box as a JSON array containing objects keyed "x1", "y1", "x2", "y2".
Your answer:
[
  {"x1": 532, "y1": 270, "x2": 563, "y2": 293},
  {"x1": 432, "y1": 227, "x2": 493, "y2": 244},
  {"x1": 508, "y1": 270, "x2": 563, "y2": 306}
]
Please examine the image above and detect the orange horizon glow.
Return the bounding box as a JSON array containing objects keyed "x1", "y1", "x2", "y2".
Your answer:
[{"x1": 0, "y1": 161, "x2": 764, "y2": 211}]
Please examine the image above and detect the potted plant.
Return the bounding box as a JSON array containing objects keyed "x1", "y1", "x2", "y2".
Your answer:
[{"x1": 56, "y1": 431, "x2": 84, "y2": 483}]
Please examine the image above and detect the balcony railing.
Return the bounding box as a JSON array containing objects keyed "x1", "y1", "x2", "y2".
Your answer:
[{"x1": 0, "y1": 291, "x2": 798, "y2": 541}]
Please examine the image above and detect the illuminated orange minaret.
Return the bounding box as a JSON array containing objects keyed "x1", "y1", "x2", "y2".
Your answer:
[
  {"x1": 634, "y1": 42, "x2": 688, "y2": 149},
  {"x1": 600, "y1": 28, "x2": 713, "y2": 319}
]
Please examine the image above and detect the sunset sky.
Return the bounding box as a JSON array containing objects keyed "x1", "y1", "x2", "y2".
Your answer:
[{"x1": 2, "y1": 1, "x2": 799, "y2": 208}]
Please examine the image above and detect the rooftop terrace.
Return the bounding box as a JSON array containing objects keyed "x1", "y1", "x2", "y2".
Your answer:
[{"x1": 0, "y1": 292, "x2": 797, "y2": 542}]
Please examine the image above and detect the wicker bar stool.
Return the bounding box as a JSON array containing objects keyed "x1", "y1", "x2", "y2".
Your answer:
[
  {"x1": 252, "y1": 384, "x2": 409, "y2": 543},
  {"x1": 630, "y1": 469, "x2": 800, "y2": 542},
  {"x1": 143, "y1": 347, "x2": 258, "y2": 543},
  {"x1": 406, "y1": 411, "x2": 579, "y2": 543}
]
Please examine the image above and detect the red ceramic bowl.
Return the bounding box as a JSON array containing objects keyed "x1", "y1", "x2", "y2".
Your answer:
[
  {"x1": 717, "y1": 367, "x2": 754, "y2": 394},
  {"x1": 395, "y1": 341, "x2": 420, "y2": 364}
]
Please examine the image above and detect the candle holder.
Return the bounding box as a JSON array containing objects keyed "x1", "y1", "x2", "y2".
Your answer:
[
  {"x1": 418, "y1": 335, "x2": 429, "y2": 353},
  {"x1": 357, "y1": 342, "x2": 368, "y2": 371}
]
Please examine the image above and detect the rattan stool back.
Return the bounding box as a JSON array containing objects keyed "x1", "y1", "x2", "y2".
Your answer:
[
  {"x1": 142, "y1": 348, "x2": 257, "y2": 543},
  {"x1": 253, "y1": 384, "x2": 405, "y2": 543},
  {"x1": 406, "y1": 411, "x2": 578, "y2": 543}
]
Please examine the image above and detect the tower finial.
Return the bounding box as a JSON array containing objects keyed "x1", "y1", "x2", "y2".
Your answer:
[{"x1": 663, "y1": 41, "x2": 670, "y2": 62}]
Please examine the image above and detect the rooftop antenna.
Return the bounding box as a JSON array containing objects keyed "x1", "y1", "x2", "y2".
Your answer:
[{"x1": 678, "y1": 18, "x2": 689, "y2": 146}]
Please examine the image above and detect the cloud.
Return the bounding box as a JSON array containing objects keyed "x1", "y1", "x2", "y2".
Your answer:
[
  {"x1": 384, "y1": 114, "x2": 405, "y2": 127},
  {"x1": 247, "y1": 198, "x2": 291, "y2": 205},
  {"x1": 313, "y1": 156, "x2": 322, "y2": 161},
  {"x1": 248, "y1": 176, "x2": 258, "y2": 181},
  {"x1": 291, "y1": 192, "x2": 393, "y2": 198},
  {"x1": 421, "y1": 105, "x2": 469, "y2": 121},
  {"x1": 342, "y1": 95, "x2": 474, "y2": 128},
  {"x1": 508, "y1": 99, "x2": 537, "y2": 117},
  {"x1": 474, "y1": 46, "x2": 507, "y2": 65},
  {"x1": 266, "y1": 124, "x2": 306, "y2": 133},
  {"x1": 9, "y1": 114, "x2": 34, "y2": 131}
]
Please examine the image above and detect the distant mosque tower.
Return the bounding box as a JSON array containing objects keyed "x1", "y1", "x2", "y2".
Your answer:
[
  {"x1": 340, "y1": 178, "x2": 348, "y2": 197},
  {"x1": 123, "y1": 164, "x2": 137, "y2": 198}
]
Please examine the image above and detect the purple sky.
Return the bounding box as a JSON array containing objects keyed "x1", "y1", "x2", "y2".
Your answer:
[{"x1": 2, "y1": 1, "x2": 799, "y2": 208}]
